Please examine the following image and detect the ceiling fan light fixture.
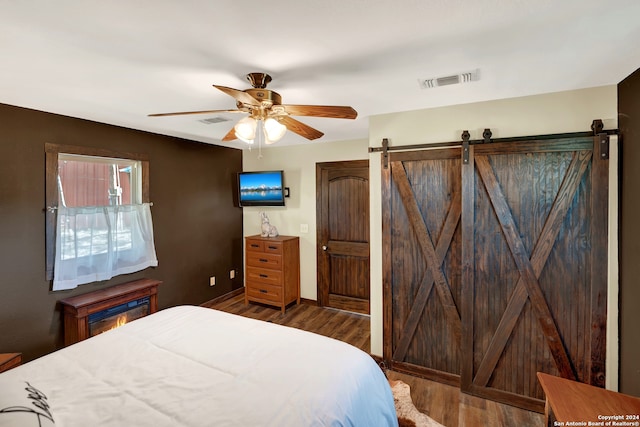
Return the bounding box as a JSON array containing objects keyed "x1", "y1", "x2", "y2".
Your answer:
[
  {"x1": 149, "y1": 73, "x2": 356, "y2": 144},
  {"x1": 264, "y1": 118, "x2": 287, "y2": 144},
  {"x1": 234, "y1": 116, "x2": 257, "y2": 144}
]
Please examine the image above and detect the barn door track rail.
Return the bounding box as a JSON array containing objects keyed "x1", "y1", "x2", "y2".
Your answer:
[{"x1": 371, "y1": 119, "x2": 616, "y2": 168}]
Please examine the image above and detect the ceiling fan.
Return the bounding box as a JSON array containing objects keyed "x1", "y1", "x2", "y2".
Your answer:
[{"x1": 148, "y1": 72, "x2": 358, "y2": 144}]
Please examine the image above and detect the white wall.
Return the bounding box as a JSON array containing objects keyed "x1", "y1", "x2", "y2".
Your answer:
[
  {"x1": 242, "y1": 139, "x2": 368, "y2": 300},
  {"x1": 241, "y1": 85, "x2": 619, "y2": 389}
]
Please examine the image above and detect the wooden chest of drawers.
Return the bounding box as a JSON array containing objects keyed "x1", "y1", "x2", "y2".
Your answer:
[{"x1": 245, "y1": 235, "x2": 300, "y2": 313}]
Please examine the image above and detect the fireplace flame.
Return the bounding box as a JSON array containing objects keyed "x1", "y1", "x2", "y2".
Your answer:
[
  {"x1": 110, "y1": 315, "x2": 128, "y2": 331},
  {"x1": 89, "y1": 303, "x2": 149, "y2": 338}
]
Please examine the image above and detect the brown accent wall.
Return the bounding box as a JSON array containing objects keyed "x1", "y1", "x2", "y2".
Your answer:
[
  {"x1": 0, "y1": 103, "x2": 244, "y2": 361},
  {"x1": 619, "y1": 68, "x2": 640, "y2": 396}
]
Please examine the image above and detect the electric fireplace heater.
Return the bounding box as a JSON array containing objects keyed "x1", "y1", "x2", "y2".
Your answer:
[
  {"x1": 88, "y1": 296, "x2": 150, "y2": 336},
  {"x1": 59, "y1": 279, "x2": 161, "y2": 346}
]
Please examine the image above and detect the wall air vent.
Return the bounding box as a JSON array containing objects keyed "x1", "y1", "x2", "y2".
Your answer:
[
  {"x1": 198, "y1": 116, "x2": 231, "y2": 125},
  {"x1": 419, "y1": 69, "x2": 479, "y2": 89}
]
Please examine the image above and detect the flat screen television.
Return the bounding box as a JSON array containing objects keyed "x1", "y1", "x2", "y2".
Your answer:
[{"x1": 237, "y1": 170, "x2": 286, "y2": 207}]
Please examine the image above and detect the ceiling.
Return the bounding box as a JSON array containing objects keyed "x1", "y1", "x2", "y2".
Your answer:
[{"x1": 2, "y1": 1, "x2": 639, "y2": 149}]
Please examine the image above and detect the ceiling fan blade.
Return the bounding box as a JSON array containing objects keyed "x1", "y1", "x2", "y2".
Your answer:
[
  {"x1": 279, "y1": 116, "x2": 324, "y2": 140},
  {"x1": 148, "y1": 109, "x2": 243, "y2": 117},
  {"x1": 213, "y1": 85, "x2": 260, "y2": 106},
  {"x1": 281, "y1": 105, "x2": 357, "y2": 119},
  {"x1": 221, "y1": 127, "x2": 237, "y2": 142}
]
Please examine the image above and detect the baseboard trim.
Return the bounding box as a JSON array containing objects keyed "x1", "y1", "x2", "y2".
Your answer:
[
  {"x1": 201, "y1": 287, "x2": 244, "y2": 307},
  {"x1": 300, "y1": 298, "x2": 317, "y2": 306},
  {"x1": 204, "y1": 292, "x2": 319, "y2": 309}
]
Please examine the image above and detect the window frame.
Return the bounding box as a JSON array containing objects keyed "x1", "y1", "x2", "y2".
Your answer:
[{"x1": 45, "y1": 143, "x2": 150, "y2": 281}]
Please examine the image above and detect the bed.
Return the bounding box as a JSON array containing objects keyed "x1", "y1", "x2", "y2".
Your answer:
[{"x1": 0, "y1": 305, "x2": 398, "y2": 426}]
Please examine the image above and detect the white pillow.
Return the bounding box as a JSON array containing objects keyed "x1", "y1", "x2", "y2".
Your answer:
[{"x1": 0, "y1": 380, "x2": 55, "y2": 426}]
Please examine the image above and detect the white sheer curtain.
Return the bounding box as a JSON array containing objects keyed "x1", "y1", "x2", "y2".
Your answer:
[{"x1": 53, "y1": 203, "x2": 158, "y2": 291}]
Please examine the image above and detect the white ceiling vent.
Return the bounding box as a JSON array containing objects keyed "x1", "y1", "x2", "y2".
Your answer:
[
  {"x1": 419, "y1": 70, "x2": 479, "y2": 89},
  {"x1": 198, "y1": 116, "x2": 231, "y2": 125}
]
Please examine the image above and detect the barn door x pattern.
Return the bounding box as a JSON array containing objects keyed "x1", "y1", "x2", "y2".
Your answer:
[{"x1": 382, "y1": 133, "x2": 609, "y2": 412}]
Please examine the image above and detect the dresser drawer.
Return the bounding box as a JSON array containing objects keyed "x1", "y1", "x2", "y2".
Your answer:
[
  {"x1": 246, "y1": 282, "x2": 281, "y2": 303},
  {"x1": 246, "y1": 239, "x2": 282, "y2": 254},
  {"x1": 246, "y1": 240, "x2": 265, "y2": 252},
  {"x1": 263, "y1": 241, "x2": 282, "y2": 254},
  {"x1": 246, "y1": 266, "x2": 282, "y2": 286},
  {"x1": 247, "y1": 252, "x2": 282, "y2": 269}
]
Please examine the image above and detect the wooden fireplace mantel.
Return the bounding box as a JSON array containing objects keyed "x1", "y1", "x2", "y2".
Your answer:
[{"x1": 59, "y1": 278, "x2": 161, "y2": 346}]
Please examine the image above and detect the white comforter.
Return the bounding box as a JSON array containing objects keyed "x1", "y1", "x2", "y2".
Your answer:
[{"x1": 0, "y1": 305, "x2": 398, "y2": 427}]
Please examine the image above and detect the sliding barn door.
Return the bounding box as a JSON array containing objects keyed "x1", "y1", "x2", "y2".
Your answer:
[
  {"x1": 383, "y1": 135, "x2": 608, "y2": 411},
  {"x1": 461, "y1": 136, "x2": 608, "y2": 411},
  {"x1": 383, "y1": 148, "x2": 463, "y2": 385}
]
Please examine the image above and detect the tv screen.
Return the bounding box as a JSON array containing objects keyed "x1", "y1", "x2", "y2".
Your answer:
[{"x1": 238, "y1": 170, "x2": 285, "y2": 207}]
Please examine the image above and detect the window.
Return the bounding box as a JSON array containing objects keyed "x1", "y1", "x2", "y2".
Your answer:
[
  {"x1": 57, "y1": 153, "x2": 142, "y2": 207},
  {"x1": 45, "y1": 144, "x2": 157, "y2": 290},
  {"x1": 57, "y1": 154, "x2": 142, "y2": 260}
]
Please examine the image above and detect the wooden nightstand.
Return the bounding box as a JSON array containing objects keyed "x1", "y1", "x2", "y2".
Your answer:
[
  {"x1": 0, "y1": 353, "x2": 22, "y2": 373},
  {"x1": 537, "y1": 372, "x2": 640, "y2": 426}
]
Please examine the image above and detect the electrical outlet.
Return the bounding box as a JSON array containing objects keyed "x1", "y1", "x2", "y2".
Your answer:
[
  {"x1": 209, "y1": 276, "x2": 216, "y2": 286},
  {"x1": 230, "y1": 269, "x2": 235, "y2": 279}
]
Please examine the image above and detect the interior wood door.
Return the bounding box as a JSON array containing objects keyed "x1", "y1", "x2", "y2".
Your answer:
[
  {"x1": 317, "y1": 160, "x2": 370, "y2": 314},
  {"x1": 382, "y1": 133, "x2": 609, "y2": 412},
  {"x1": 461, "y1": 136, "x2": 608, "y2": 411},
  {"x1": 383, "y1": 148, "x2": 463, "y2": 385}
]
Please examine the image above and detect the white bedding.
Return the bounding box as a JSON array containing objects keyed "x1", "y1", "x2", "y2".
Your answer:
[{"x1": 0, "y1": 305, "x2": 398, "y2": 427}]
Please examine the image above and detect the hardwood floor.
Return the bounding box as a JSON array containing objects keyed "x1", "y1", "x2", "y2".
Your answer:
[
  {"x1": 202, "y1": 291, "x2": 370, "y2": 352},
  {"x1": 202, "y1": 292, "x2": 544, "y2": 427}
]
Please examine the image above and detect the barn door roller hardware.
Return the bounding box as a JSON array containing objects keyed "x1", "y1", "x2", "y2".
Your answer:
[
  {"x1": 462, "y1": 130, "x2": 470, "y2": 164},
  {"x1": 462, "y1": 128, "x2": 492, "y2": 164},
  {"x1": 382, "y1": 138, "x2": 389, "y2": 169},
  {"x1": 483, "y1": 128, "x2": 493, "y2": 143},
  {"x1": 591, "y1": 119, "x2": 609, "y2": 160}
]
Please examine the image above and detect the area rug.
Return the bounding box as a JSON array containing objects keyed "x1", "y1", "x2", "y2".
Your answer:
[{"x1": 390, "y1": 379, "x2": 445, "y2": 427}]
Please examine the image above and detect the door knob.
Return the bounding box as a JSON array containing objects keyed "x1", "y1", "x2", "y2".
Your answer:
[{"x1": 322, "y1": 245, "x2": 328, "y2": 251}]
